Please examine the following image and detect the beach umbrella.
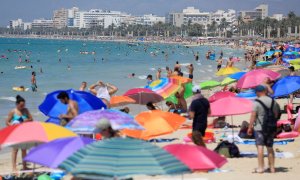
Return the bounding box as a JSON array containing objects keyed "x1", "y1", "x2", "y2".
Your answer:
[
  {"x1": 236, "y1": 69, "x2": 281, "y2": 89},
  {"x1": 39, "y1": 89, "x2": 106, "y2": 119},
  {"x1": 208, "y1": 91, "x2": 235, "y2": 103},
  {"x1": 256, "y1": 61, "x2": 273, "y2": 67},
  {"x1": 229, "y1": 72, "x2": 246, "y2": 80},
  {"x1": 66, "y1": 109, "x2": 144, "y2": 134},
  {"x1": 210, "y1": 97, "x2": 253, "y2": 117},
  {"x1": 216, "y1": 67, "x2": 241, "y2": 76},
  {"x1": 122, "y1": 110, "x2": 185, "y2": 140},
  {"x1": 200, "y1": 80, "x2": 220, "y2": 90},
  {"x1": 170, "y1": 75, "x2": 192, "y2": 84},
  {"x1": 236, "y1": 89, "x2": 257, "y2": 100},
  {"x1": 220, "y1": 77, "x2": 236, "y2": 86},
  {"x1": 289, "y1": 58, "x2": 300, "y2": 65},
  {"x1": 165, "y1": 82, "x2": 193, "y2": 104},
  {"x1": 264, "y1": 50, "x2": 275, "y2": 56},
  {"x1": 0, "y1": 122, "x2": 77, "y2": 148},
  {"x1": 123, "y1": 88, "x2": 164, "y2": 105},
  {"x1": 110, "y1": 96, "x2": 135, "y2": 107},
  {"x1": 145, "y1": 78, "x2": 181, "y2": 99},
  {"x1": 24, "y1": 137, "x2": 93, "y2": 169},
  {"x1": 272, "y1": 76, "x2": 300, "y2": 98},
  {"x1": 58, "y1": 138, "x2": 190, "y2": 179},
  {"x1": 164, "y1": 144, "x2": 227, "y2": 171}
]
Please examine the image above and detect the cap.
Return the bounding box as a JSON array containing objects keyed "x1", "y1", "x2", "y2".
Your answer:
[
  {"x1": 95, "y1": 118, "x2": 111, "y2": 132},
  {"x1": 192, "y1": 85, "x2": 201, "y2": 93},
  {"x1": 254, "y1": 85, "x2": 266, "y2": 92}
]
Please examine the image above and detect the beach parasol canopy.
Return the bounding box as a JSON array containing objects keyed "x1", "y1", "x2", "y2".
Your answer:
[
  {"x1": 66, "y1": 109, "x2": 144, "y2": 134},
  {"x1": 58, "y1": 137, "x2": 190, "y2": 179},
  {"x1": 272, "y1": 76, "x2": 300, "y2": 98},
  {"x1": 24, "y1": 137, "x2": 93, "y2": 169},
  {"x1": 170, "y1": 75, "x2": 192, "y2": 84},
  {"x1": 122, "y1": 110, "x2": 185, "y2": 140},
  {"x1": 39, "y1": 89, "x2": 106, "y2": 119},
  {"x1": 200, "y1": 80, "x2": 220, "y2": 90},
  {"x1": 123, "y1": 88, "x2": 164, "y2": 105},
  {"x1": 236, "y1": 69, "x2": 281, "y2": 89},
  {"x1": 229, "y1": 72, "x2": 246, "y2": 80},
  {"x1": 210, "y1": 97, "x2": 253, "y2": 117},
  {"x1": 220, "y1": 77, "x2": 236, "y2": 86},
  {"x1": 216, "y1": 67, "x2": 241, "y2": 76},
  {"x1": 165, "y1": 82, "x2": 193, "y2": 104},
  {"x1": 208, "y1": 91, "x2": 235, "y2": 103},
  {"x1": 145, "y1": 78, "x2": 181, "y2": 99},
  {"x1": 264, "y1": 50, "x2": 275, "y2": 56},
  {"x1": 164, "y1": 144, "x2": 227, "y2": 171},
  {"x1": 110, "y1": 96, "x2": 135, "y2": 107},
  {"x1": 0, "y1": 122, "x2": 77, "y2": 148},
  {"x1": 236, "y1": 89, "x2": 257, "y2": 100}
]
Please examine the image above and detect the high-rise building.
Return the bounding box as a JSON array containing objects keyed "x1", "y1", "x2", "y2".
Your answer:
[
  {"x1": 239, "y1": 4, "x2": 269, "y2": 22},
  {"x1": 53, "y1": 8, "x2": 68, "y2": 29},
  {"x1": 67, "y1": 7, "x2": 79, "y2": 27},
  {"x1": 166, "y1": 7, "x2": 211, "y2": 28},
  {"x1": 255, "y1": 4, "x2": 268, "y2": 19}
]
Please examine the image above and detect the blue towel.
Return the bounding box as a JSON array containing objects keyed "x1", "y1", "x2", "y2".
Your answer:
[
  {"x1": 148, "y1": 138, "x2": 178, "y2": 143},
  {"x1": 237, "y1": 139, "x2": 294, "y2": 145}
]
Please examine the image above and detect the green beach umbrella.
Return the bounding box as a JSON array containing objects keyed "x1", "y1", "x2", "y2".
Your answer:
[
  {"x1": 59, "y1": 137, "x2": 190, "y2": 179},
  {"x1": 200, "y1": 80, "x2": 220, "y2": 90},
  {"x1": 221, "y1": 77, "x2": 237, "y2": 86},
  {"x1": 165, "y1": 82, "x2": 193, "y2": 104}
]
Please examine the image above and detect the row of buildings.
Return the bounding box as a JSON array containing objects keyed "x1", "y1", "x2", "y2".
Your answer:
[{"x1": 9, "y1": 4, "x2": 284, "y2": 31}]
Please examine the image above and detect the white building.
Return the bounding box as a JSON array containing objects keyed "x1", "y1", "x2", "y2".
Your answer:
[
  {"x1": 31, "y1": 19, "x2": 54, "y2": 28},
  {"x1": 67, "y1": 7, "x2": 79, "y2": 27},
  {"x1": 271, "y1": 14, "x2": 284, "y2": 21},
  {"x1": 255, "y1": 4, "x2": 268, "y2": 19},
  {"x1": 211, "y1": 9, "x2": 236, "y2": 25},
  {"x1": 23, "y1": 22, "x2": 32, "y2": 30},
  {"x1": 9, "y1": 19, "x2": 23, "y2": 29},
  {"x1": 240, "y1": 4, "x2": 269, "y2": 22},
  {"x1": 74, "y1": 9, "x2": 123, "y2": 29},
  {"x1": 135, "y1": 14, "x2": 165, "y2": 26},
  {"x1": 167, "y1": 7, "x2": 211, "y2": 28}
]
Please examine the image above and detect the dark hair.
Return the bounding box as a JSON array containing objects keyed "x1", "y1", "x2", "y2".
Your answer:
[
  {"x1": 146, "y1": 102, "x2": 156, "y2": 110},
  {"x1": 16, "y1": 95, "x2": 25, "y2": 104},
  {"x1": 32, "y1": 71, "x2": 36, "y2": 76},
  {"x1": 147, "y1": 74, "x2": 153, "y2": 79},
  {"x1": 289, "y1": 66, "x2": 295, "y2": 72},
  {"x1": 82, "y1": 81, "x2": 87, "y2": 84},
  {"x1": 57, "y1": 91, "x2": 69, "y2": 100}
]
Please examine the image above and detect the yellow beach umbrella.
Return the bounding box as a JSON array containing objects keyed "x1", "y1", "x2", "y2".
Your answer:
[{"x1": 216, "y1": 67, "x2": 241, "y2": 76}]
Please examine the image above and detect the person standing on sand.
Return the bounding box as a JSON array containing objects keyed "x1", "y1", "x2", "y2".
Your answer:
[
  {"x1": 31, "y1": 71, "x2": 37, "y2": 92},
  {"x1": 187, "y1": 64, "x2": 194, "y2": 80},
  {"x1": 189, "y1": 86, "x2": 210, "y2": 147},
  {"x1": 248, "y1": 85, "x2": 280, "y2": 173},
  {"x1": 6, "y1": 95, "x2": 33, "y2": 172},
  {"x1": 57, "y1": 91, "x2": 79, "y2": 126},
  {"x1": 175, "y1": 84, "x2": 187, "y2": 112}
]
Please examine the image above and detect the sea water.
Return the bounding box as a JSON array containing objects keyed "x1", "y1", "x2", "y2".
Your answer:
[{"x1": 0, "y1": 38, "x2": 244, "y2": 126}]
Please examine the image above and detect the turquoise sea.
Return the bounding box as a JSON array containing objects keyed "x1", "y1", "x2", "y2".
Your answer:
[{"x1": 0, "y1": 38, "x2": 244, "y2": 126}]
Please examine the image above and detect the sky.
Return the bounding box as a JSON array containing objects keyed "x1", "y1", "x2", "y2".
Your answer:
[{"x1": 0, "y1": 0, "x2": 299, "y2": 26}]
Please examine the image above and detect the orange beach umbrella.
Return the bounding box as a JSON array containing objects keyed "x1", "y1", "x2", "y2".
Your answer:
[
  {"x1": 110, "y1": 96, "x2": 136, "y2": 107},
  {"x1": 122, "y1": 110, "x2": 186, "y2": 140}
]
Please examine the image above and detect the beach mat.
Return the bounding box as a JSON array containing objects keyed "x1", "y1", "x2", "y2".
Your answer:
[
  {"x1": 237, "y1": 139, "x2": 295, "y2": 145},
  {"x1": 148, "y1": 138, "x2": 179, "y2": 143},
  {"x1": 240, "y1": 151, "x2": 294, "y2": 159}
]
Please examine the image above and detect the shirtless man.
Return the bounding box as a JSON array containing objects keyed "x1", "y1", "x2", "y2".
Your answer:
[
  {"x1": 216, "y1": 57, "x2": 223, "y2": 71},
  {"x1": 226, "y1": 57, "x2": 234, "y2": 67},
  {"x1": 89, "y1": 81, "x2": 118, "y2": 108},
  {"x1": 57, "y1": 91, "x2": 79, "y2": 126},
  {"x1": 166, "y1": 66, "x2": 172, "y2": 77},
  {"x1": 31, "y1": 71, "x2": 37, "y2": 92},
  {"x1": 174, "y1": 61, "x2": 181, "y2": 71},
  {"x1": 156, "y1": 68, "x2": 162, "y2": 80},
  {"x1": 175, "y1": 84, "x2": 187, "y2": 112},
  {"x1": 187, "y1": 64, "x2": 194, "y2": 80},
  {"x1": 79, "y1": 81, "x2": 87, "y2": 91}
]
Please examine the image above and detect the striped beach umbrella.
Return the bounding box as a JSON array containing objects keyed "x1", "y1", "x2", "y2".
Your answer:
[
  {"x1": 145, "y1": 78, "x2": 181, "y2": 99},
  {"x1": 59, "y1": 137, "x2": 190, "y2": 179}
]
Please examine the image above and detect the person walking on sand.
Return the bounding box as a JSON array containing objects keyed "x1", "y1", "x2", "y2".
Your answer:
[
  {"x1": 31, "y1": 71, "x2": 37, "y2": 92},
  {"x1": 57, "y1": 91, "x2": 79, "y2": 126},
  {"x1": 189, "y1": 86, "x2": 210, "y2": 147},
  {"x1": 248, "y1": 85, "x2": 280, "y2": 173},
  {"x1": 89, "y1": 81, "x2": 118, "y2": 108},
  {"x1": 6, "y1": 95, "x2": 33, "y2": 172}
]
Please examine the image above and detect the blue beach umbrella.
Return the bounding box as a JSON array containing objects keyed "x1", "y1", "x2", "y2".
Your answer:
[
  {"x1": 272, "y1": 76, "x2": 300, "y2": 98},
  {"x1": 236, "y1": 89, "x2": 257, "y2": 100},
  {"x1": 264, "y1": 50, "x2": 274, "y2": 56},
  {"x1": 59, "y1": 137, "x2": 190, "y2": 179},
  {"x1": 229, "y1": 72, "x2": 246, "y2": 80},
  {"x1": 39, "y1": 89, "x2": 106, "y2": 118}
]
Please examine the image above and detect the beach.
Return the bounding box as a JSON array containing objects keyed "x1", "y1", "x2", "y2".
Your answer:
[{"x1": 0, "y1": 37, "x2": 299, "y2": 180}]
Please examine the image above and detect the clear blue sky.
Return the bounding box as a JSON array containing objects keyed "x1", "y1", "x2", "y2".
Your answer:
[{"x1": 1, "y1": 0, "x2": 299, "y2": 26}]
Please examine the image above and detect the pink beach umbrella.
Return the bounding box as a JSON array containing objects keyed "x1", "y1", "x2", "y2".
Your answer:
[
  {"x1": 210, "y1": 96, "x2": 253, "y2": 117},
  {"x1": 236, "y1": 69, "x2": 281, "y2": 89},
  {"x1": 164, "y1": 144, "x2": 227, "y2": 171},
  {"x1": 208, "y1": 91, "x2": 235, "y2": 103}
]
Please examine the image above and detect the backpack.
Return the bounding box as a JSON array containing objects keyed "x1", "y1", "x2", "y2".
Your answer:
[
  {"x1": 255, "y1": 99, "x2": 278, "y2": 136},
  {"x1": 214, "y1": 141, "x2": 240, "y2": 158}
]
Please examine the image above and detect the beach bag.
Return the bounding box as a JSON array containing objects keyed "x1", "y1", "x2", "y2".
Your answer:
[
  {"x1": 255, "y1": 99, "x2": 278, "y2": 136},
  {"x1": 214, "y1": 141, "x2": 240, "y2": 158}
]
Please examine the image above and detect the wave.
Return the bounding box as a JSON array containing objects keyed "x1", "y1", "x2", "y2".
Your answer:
[
  {"x1": 149, "y1": 68, "x2": 156, "y2": 71},
  {"x1": 0, "y1": 96, "x2": 16, "y2": 102},
  {"x1": 138, "y1": 75, "x2": 147, "y2": 80}
]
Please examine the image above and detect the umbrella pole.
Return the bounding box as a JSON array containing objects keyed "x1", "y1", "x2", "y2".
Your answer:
[{"x1": 231, "y1": 116, "x2": 234, "y2": 143}]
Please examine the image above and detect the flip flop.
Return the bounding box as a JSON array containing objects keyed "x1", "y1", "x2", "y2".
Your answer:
[{"x1": 252, "y1": 169, "x2": 264, "y2": 174}]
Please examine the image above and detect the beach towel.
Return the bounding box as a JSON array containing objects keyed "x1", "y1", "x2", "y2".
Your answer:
[
  {"x1": 237, "y1": 139, "x2": 294, "y2": 145},
  {"x1": 148, "y1": 138, "x2": 178, "y2": 143},
  {"x1": 240, "y1": 151, "x2": 294, "y2": 159}
]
